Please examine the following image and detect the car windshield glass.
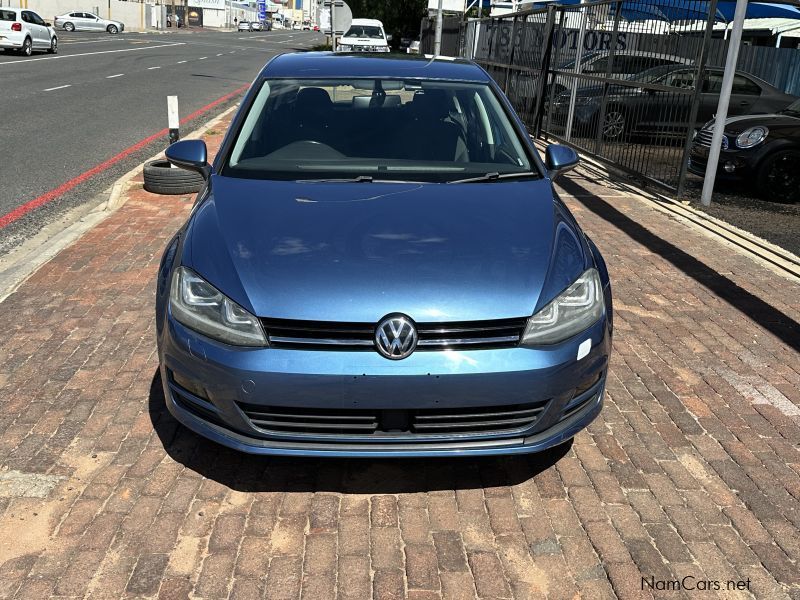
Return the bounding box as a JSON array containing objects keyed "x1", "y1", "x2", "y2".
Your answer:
[
  {"x1": 343, "y1": 25, "x2": 383, "y2": 38},
  {"x1": 224, "y1": 78, "x2": 536, "y2": 183},
  {"x1": 626, "y1": 64, "x2": 684, "y2": 83},
  {"x1": 557, "y1": 53, "x2": 599, "y2": 70},
  {"x1": 781, "y1": 99, "x2": 800, "y2": 116}
]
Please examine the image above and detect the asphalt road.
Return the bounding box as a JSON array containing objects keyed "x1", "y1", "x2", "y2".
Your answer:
[{"x1": 0, "y1": 28, "x2": 324, "y2": 254}]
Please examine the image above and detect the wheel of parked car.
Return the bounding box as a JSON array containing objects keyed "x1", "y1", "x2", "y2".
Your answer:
[
  {"x1": 602, "y1": 107, "x2": 627, "y2": 141},
  {"x1": 20, "y1": 37, "x2": 32, "y2": 57},
  {"x1": 107, "y1": 24, "x2": 118, "y2": 34},
  {"x1": 757, "y1": 150, "x2": 800, "y2": 204},
  {"x1": 48, "y1": 37, "x2": 58, "y2": 54},
  {"x1": 143, "y1": 159, "x2": 205, "y2": 195},
  {"x1": 63, "y1": 21, "x2": 74, "y2": 31}
]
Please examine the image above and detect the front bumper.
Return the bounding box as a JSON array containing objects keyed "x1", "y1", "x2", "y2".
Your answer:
[
  {"x1": 158, "y1": 313, "x2": 610, "y2": 457},
  {"x1": 688, "y1": 143, "x2": 761, "y2": 181}
]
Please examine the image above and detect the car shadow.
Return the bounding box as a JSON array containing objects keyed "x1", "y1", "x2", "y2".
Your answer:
[
  {"x1": 558, "y1": 174, "x2": 800, "y2": 353},
  {"x1": 148, "y1": 370, "x2": 572, "y2": 494}
]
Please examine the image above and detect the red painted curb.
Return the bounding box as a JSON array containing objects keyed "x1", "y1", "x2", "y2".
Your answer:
[{"x1": 0, "y1": 84, "x2": 248, "y2": 229}]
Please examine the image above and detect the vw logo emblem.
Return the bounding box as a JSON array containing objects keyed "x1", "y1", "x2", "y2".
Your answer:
[{"x1": 375, "y1": 314, "x2": 418, "y2": 360}]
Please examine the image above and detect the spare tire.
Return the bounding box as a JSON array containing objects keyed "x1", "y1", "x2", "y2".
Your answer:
[{"x1": 143, "y1": 159, "x2": 205, "y2": 195}]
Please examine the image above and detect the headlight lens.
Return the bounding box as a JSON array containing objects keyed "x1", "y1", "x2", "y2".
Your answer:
[
  {"x1": 170, "y1": 267, "x2": 267, "y2": 347},
  {"x1": 522, "y1": 268, "x2": 604, "y2": 346},
  {"x1": 736, "y1": 126, "x2": 768, "y2": 148}
]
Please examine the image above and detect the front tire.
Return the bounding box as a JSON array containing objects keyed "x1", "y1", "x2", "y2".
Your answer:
[
  {"x1": 107, "y1": 24, "x2": 118, "y2": 34},
  {"x1": 757, "y1": 150, "x2": 800, "y2": 203},
  {"x1": 48, "y1": 37, "x2": 58, "y2": 54},
  {"x1": 63, "y1": 22, "x2": 75, "y2": 32}
]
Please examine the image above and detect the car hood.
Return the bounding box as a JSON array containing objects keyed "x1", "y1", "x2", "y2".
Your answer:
[
  {"x1": 183, "y1": 177, "x2": 580, "y2": 323},
  {"x1": 717, "y1": 113, "x2": 800, "y2": 133}
]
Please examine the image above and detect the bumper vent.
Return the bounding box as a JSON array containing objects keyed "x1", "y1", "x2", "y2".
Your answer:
[
  {"x1": 237, "y1": 401, "x2": 547, "y2": 439},
  {"x1": 260, "y1": 317, "x2": 527, "y2": 352}
]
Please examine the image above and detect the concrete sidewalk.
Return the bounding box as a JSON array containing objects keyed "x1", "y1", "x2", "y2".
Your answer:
[{"x1": 0, "y1": 115, "x2": 798, "y2": 599}]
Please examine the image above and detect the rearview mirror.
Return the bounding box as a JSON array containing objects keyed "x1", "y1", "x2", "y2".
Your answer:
[
  {"x1": 166, "y1": 140, "x2": 211, "y2": 180},
  {"x1": 544, "y1": 144, "x2": 579, "y2": 180}
]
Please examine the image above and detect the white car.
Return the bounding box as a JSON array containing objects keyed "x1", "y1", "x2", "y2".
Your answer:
[
  {"x1": 337, "y1": 18, "x2": 390, "y2": 53},
  {"x1": 250, "y1": 21, "x2": 263, "y2": 31},
  {"x1": 238, "y1": 21, "x2": 251, "y2": 32},
  {"x1": 54, "y1": 11, "x2": 124, "y2": 34},
  {"x1": 0, "y1": 7, "x2": 57, "y2": 55}
]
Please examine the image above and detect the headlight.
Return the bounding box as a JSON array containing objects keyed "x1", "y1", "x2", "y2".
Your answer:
[
  {"x1": 574, "y1": 96, "x2": 595, "y2": 105},
  {"x1": 522, "y1": 268, "x2": 604, "y2": 346},
  {"x1": 170, "y1": 267, "x2": 267, "y2": 347},
  {"x1": 337, "y1": 44, "x2": 352, "y2": 51},
  {"x1": 736, "y1": 126, "x2": 768, "y2": 148}
]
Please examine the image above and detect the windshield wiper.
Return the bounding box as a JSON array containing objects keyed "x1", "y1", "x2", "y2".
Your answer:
[
  {"x1": 298, "y1": 175, "x2": 374, "y2": 183},
  {"x1": 447, "y1": 171, "x2": 537, "y2": 184}
]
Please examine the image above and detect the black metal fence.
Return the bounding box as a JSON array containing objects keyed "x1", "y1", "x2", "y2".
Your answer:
[{"x1": 427, "y1": 0, "x2": 800, "y2": 194}]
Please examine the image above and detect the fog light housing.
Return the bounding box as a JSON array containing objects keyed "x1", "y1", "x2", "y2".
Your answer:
[
  {"x1": 723, "y1": 161, "x2": 736, "y2": 173},
  {"x1": 171, "y1": 370, "x2": 208, "y2": 400}
]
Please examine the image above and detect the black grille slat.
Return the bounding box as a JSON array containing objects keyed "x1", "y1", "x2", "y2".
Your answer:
[
  {"x1": 415, "y1": 407, "x2": 542, "y2": 421},
  {"x1": 260, "y1": 317, "x2": 527, "y2": 351},
  {"x1": 413, "y1": 416, "x2": 541, "y2": 431},
  {"x1": 249, "y1": 419, "x2": 378, "y2": 431},
  {"x1": 237, "y1": 401, "x2": 545, "y2": 438}
]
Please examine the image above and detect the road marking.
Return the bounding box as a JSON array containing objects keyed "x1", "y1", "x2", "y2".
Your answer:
[
  {"x1": 0, "y1": 42, "x2": 185, "y2": 66},
  {"x1": 199, "y1": 56, "x2": 207, "y2": 60},
  {"x1": 147, "y1": 66, "x2": 161, "y2": 70},
  {"x1": 0, "y1": 84, "x2": 249, "y2": 230},
  {"x1": 106, "y1": 73, "x2": 124, "y2": 78},
  {"x1": 43, "y1": 84, "x2": 71, "y2": 91},
  {"x1": 177, "y1": 60, "x2": 187, "y2": 64},
  {"x1": 216, "y1": 53, "x2": 223, "y2": 56}
]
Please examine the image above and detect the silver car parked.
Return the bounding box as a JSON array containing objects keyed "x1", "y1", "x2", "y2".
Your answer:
[{"x1": 54, "y1": 12, "x2": 124, "y2": 34}]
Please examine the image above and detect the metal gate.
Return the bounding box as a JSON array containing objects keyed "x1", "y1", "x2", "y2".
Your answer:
[{"x1": 459, "y1": 0, "x2": 725, "y2": 193}]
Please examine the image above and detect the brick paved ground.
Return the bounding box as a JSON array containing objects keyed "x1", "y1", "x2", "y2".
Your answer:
[{"x1": 0, "y1": 115, "x2": 798, "y2": 599}]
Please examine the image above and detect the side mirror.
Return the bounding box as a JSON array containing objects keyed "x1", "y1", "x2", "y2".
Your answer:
[
  {"x1": 386, "y1": 34, "x2": 393, "y2": 41},
  {"x1": 166, "y1": 139, "x2": 211, "y2": 180},
  {"x1": 544, "y1": 144, "x2": 579, "y2": 180},
  {"x1": 45, "y1": 22, "x2": 52, "y2": 26}
]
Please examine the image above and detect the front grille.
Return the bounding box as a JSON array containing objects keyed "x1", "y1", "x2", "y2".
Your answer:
[
  {"x1": 694, "y1": 129, "x2": 728, "y2": 149},
  {"x1": 237, "y1": 401, "x2": 546, "y2": 438},
  {"x1": 260, "y1": 317, "x2": 527, "y2": 352}
]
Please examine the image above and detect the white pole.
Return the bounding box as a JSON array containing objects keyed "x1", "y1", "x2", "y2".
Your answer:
[
  {"x1": 700, "y1": 0, "x2": 747, "y2": 207},
  {"x1": 331, "y1": 0, "x2": 336, "y2": 50},
  {"x1": 565, "y1": 4, "x2": 588, "y2": 142},
  {"x1": 434, "y1": 0, "x2": 444, "y2": 56}
]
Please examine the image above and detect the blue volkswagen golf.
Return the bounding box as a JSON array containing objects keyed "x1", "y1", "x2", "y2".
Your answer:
[{"x1": 155, "y1": 52, "x2": 612, "y2": 457}]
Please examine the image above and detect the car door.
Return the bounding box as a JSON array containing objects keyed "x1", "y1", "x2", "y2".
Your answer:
[
  {"x1": 70, "y1": 12, "x2": 88, "y2": 31},
  {"x1": 637, "y1": 69, "x2": 696, "y2": 135},
  {"x1": 21, "y1": 11, "x2": 46, "y2": 48},
  {"x1": 82, "y1": 13, "x2": 101, "y2": 31}
]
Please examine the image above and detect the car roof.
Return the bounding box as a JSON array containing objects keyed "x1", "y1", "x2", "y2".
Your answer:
[
  {"x1": 350, "y1": 18, "x2": 383, "y2": 27},
  {"x1": 261, "y1": 52, "x2": 491, "y2": 82}
]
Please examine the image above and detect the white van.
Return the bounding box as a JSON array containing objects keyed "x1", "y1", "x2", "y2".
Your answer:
[{"x1": 336, "y1": 18, "x2": 390, "y2": 53}]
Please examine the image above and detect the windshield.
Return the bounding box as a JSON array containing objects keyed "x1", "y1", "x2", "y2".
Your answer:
[
  {"x1": 344, "y1": 25, "x2": 384, "y2": 39},
  {"x1": 781, "y1": 98, "x2": 800, "y2": 116},
  {"x1": 627, "y1": 65, "x2": 684, "y2": 83},
  {"x1": 224, "y1": 78, "x2": 536, "y2": 183}
]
